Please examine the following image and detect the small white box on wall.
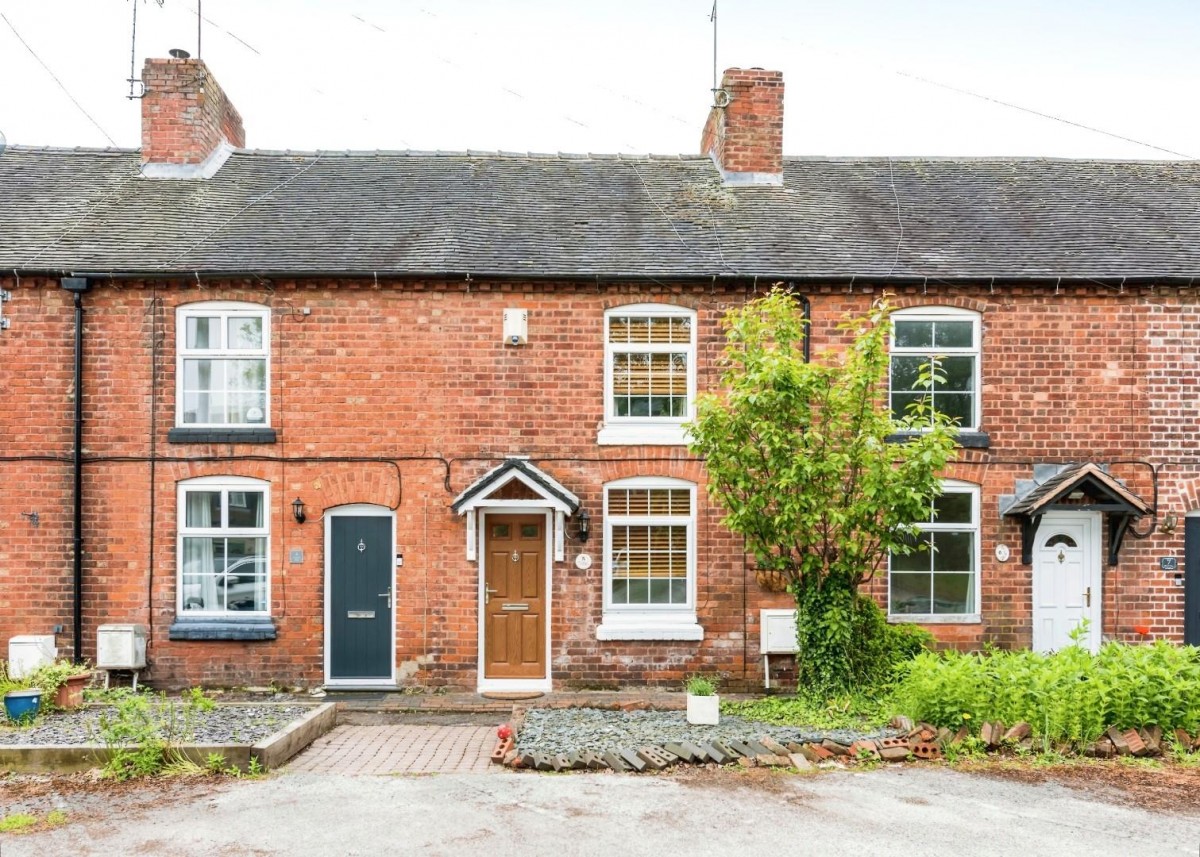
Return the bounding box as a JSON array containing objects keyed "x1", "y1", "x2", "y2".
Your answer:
[
  {"x1": 503, "y1": 308, "x2": 528, "y2": 346},
  {"x1": 760, "y1": 609, "x2": 798, "y2": 690}
]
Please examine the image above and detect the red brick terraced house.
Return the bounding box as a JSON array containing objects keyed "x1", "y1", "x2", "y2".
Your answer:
[{"x1": 1, "y1": 57, "x2": 1199, "y2": 692}]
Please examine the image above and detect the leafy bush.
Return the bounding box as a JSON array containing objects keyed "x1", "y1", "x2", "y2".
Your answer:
[
  {"x1": 685, "y1": 675, "x2": 717, "y2": 696},
  {"x1": 846, "y1": 597, "x2": 935, "y2": 691},
  {"x1": 892, "y1": 639, "x2": 1200, "y2": 746},
  {"x1": 94, "y1": 689, "x2": 215, "y2": 780}
]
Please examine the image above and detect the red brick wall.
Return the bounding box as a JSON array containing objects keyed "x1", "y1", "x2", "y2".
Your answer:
[
  {"x1": 0, "y1": 276, "x2": 1193, "y2": 691},
  {"x1": 701, "y1": 68, "x2": 784, "y2": 179},
  {"x1": 141, "y1": 58, "x2": 245, "y2": 165}
]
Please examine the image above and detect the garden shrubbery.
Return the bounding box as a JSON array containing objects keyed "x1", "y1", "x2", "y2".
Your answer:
[
  {"x1": 847, "y1": 598, "x2": 935, "y2": 690},
  {"x1": 891, "y1": 638, "x2": 1200, "y2": 745}
]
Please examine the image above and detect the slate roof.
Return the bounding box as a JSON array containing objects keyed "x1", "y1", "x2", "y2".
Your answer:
[{"x1": 3, "y1": 146, "x2": 1200, "y2": 280}]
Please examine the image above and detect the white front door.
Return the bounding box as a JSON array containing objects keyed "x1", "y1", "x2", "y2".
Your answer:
[{"x1": 1032, "y1": 512, "x2": 1101, "y2": 653}]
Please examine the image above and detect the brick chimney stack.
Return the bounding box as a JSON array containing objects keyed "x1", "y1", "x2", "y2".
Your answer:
[
  {"x1": 700, "y1": 68, "x2": 784, "y2": 186},
  {"x1": 140, "y1": 56, "x2": 244, "y2": 179}
]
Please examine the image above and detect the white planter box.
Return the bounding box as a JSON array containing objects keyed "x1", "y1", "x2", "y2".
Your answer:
[{"x1": 686, "y1": 693, "x2": 720, "y2": 725}]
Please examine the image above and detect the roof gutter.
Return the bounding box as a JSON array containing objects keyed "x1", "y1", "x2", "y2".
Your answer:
[{"x1": 41, "y1": 270, "x2": 1200, "y2": 287}]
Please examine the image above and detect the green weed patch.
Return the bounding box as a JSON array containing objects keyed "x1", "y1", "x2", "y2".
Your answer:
[{"x1": 892, "y1": 640, "x2": 1200, "y2": 746}]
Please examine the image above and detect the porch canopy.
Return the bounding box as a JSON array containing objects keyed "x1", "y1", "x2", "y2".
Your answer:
[
  {"x1": 451, "y1": 458, "x2": 580, "y2": 562},
  {"x1": 1002, "y1": 462, "x2": 1150, "y2": 565}
]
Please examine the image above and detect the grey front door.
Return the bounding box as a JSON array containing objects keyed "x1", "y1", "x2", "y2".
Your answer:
[{"x1": 329, "y1": 515, "x2": 393, "y2": 680}]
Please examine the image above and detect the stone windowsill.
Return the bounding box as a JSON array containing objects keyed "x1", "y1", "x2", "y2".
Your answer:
[
  {"x1": 885, "y1": 431, "x2": 990, "y2": 449},
  {"x1": 596, "y1": 616, "x2": 704, "y2": 641},
  {"x1": 887, "y1": 615, "x2": 981, "y2": 625},
  {"x1": 168, "y1": 617, "x2": 277, "y2": 641},
  {"x1": 168, "y1": 427, "x2": 277, "y2": 444}
]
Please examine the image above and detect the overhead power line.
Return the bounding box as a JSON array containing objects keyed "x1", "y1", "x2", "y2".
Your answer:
[
  {"x1": 1, "y1": 11, "x2": 118, "y2": 146},
  {"x1": 893, "y1": 69, "x2": 1194, "y2": 160},
  {"x1": 778, "y1": 34, "x2": 1193, "y2": 160}
]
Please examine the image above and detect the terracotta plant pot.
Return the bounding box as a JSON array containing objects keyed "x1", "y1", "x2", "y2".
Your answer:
[{"x1": 54, "y1": 672, "x2": 91, "y2": 709}]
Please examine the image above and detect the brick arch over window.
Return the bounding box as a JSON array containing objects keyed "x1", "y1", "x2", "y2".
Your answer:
[
  {"x1": 167, "y1": 461, "x2": 276, "y2": 485},
  {"x1": 598, "y1": 294, "x2": 705, "y2": 312},
  {"x1": 595, "y1": 457, "x2": 706, "y2": 486},
  {"x1": 888, "y1": 296, "x2": 991, "y2": 315},
  {"x1": 308, "y1": 467, "x2": 401, "y2": 513}
]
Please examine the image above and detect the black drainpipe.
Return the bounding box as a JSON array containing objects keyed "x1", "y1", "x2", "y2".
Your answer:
[
  {"x1": 785, "y1": 286, "x2": 812, "y2": 363},
  {"x1": 61, "y1": 277, "x2": 89, "y2": 663}
]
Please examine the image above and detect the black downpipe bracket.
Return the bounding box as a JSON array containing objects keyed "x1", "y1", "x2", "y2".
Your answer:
[{"x1": 61, "y1": 277, "x2": 89, "y2": 663}]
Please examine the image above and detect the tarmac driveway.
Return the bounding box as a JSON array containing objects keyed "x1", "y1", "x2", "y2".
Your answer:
[{"x1": 3, "y1": 765, "x2": 1194, "y2": 856}]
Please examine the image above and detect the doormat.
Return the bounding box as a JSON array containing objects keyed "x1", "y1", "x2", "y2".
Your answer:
[{"x1": 480, "y1": 692, "x2": 545, "y2": 701}]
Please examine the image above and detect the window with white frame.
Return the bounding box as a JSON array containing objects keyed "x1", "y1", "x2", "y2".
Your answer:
[
  {"x1": 178, "y1": 477, "x2": 269, "y2": 615},
  {"x1": 888, "y1": 481, "x2": 979, "y2": 620},
  {"x1": 597, "y1": 477, "x2": 702, "y2": 641},
  {"x1": 598, "y1": 305, "x2": 696, "y2": 445},
  {"x1": 177, "y1": 303, "x2": 270, "y2": 428},
  {"x1": 889, "y1": 308, "x2": 980, "y2": 430}
]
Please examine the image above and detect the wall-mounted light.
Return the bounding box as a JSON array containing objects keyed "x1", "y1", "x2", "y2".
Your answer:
[
  {"x1": 292, "y1": 497, "x2": 306, "y2": 524},
  {"x1": 576, "y1": 508, "x2": 591, "y2": 542},
  {"x1": 1161, "y1": 512, "x2": 1178, "y2": 535}
]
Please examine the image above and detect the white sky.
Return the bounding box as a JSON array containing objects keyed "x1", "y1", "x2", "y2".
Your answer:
[{"x1": 0, "y1": 0, "x2": 1197, "y2": 160}]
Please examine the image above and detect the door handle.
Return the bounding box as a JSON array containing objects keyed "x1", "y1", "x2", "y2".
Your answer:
[
  {"x1": 1084, "y1": 586, "x2": 1091, "y2": 607},
  {"x1": 378, "y1": 587, "x2": 391, "y2": 609},
  {"x1": 485, "y1": 587, "x2": 499, "y2": 604}
]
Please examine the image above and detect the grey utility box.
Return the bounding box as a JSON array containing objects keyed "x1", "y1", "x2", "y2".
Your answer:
[{"x1": 96, "y1": 624, "x2": 148, "y2": 669}]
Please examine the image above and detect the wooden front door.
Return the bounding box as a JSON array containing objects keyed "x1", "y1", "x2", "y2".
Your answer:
[{"x1": 484, "y1": 514, "x2": 546, "y2": 679}]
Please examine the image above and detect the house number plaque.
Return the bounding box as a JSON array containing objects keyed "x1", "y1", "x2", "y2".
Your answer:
[{"x1": 358, "y1": 539, "x2": 366, "y2": 553}]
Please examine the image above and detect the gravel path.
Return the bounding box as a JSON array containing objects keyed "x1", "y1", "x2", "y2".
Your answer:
[
  {"x1": 515, "y1": 708, "x2": 896, "y2": 755},
  {"x1": 0, "y1": 704, "x2": 314, "y2": 746}
]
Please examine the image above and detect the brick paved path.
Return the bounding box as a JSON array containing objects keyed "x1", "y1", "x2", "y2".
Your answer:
[{"x1": 285, "y1": 724, "x2": 498, "y2": 775}]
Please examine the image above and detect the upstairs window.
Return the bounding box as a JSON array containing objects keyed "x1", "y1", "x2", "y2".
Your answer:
[
  {"x1": 599, "y1": 305, "x2": 696, "y2": 446},
  {"x1": 177, "y1": 303, "x2": 270, "y2": 428},
  {"x1": 178, "y1": 477, "x2": 269, "y2": 615},
  {"x1": 890, "y1": 308, "x2": 980, "y2": 431}
]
